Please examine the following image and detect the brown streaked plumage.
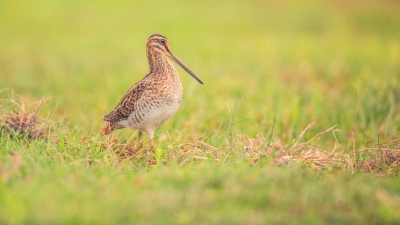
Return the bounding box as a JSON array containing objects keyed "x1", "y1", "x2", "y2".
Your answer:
[{"x1": 101, "y1": 34, "x2": 203, "y2": 142}]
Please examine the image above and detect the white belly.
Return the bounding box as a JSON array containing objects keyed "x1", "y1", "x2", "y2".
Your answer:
[
  {"x1": 119, "y1": 100, "x2": 180, "y2": 134},
  {"x1": 140, "y1": 101, "x2": 179, "y2": 128}
]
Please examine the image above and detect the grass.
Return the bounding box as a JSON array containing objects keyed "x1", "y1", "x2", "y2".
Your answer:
[
  {"x1": 1, "y1": 159, "x2": 400, "y2": 224},
  {"x1": 1, "y1": 0, "x2": 400, "y2": 224}
]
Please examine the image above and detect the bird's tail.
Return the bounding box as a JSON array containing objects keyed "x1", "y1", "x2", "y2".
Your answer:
[{"x1": 101, "y1": 122, "x2": 124, "y2": 135}]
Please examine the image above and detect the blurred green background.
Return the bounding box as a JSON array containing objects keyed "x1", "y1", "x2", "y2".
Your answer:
[
  {"x1": 1, "y1": 0, "x2": 399, "y2": 146},
  {"x1": 1, "y1": 0, "x2": 400, "y2": 224}
]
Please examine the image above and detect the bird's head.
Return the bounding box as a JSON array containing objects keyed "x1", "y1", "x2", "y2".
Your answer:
[{"x1": 146, "y1": 34, "x2": 203, "y2": 84}]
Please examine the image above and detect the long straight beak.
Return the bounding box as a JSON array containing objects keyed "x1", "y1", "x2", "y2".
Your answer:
[{"x1": 168, "y1": 52, "x2": 204, "y2": 85}]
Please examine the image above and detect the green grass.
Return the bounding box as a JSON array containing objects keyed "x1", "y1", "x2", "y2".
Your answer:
[
  {"x1": 1, "y1": 0, "x2": 400, "y2": 224},
  {"x1": 1, "y1": 157, "x2": 400, "y2": 224}
]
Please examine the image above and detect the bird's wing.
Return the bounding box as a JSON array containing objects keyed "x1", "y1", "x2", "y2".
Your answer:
[{"x1": 103, "y1": 80, "x2": 147, "y2": 123}]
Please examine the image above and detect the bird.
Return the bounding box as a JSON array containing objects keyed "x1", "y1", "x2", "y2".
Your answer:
[{"x1": 101, "y1": 34, "x2": 203, "y2": 147}]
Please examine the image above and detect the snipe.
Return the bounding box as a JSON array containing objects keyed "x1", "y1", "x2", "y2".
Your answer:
[{"x1": 101, "y1": 34, "x2": 203, "y2": 144}]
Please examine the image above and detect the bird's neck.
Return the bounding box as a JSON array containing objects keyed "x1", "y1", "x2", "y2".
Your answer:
[{"x1": 147, "y1": 50, "x2": 175, "y2": 75}]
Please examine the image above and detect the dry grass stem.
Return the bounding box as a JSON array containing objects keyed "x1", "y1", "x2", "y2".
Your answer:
[{"x1": 0, "y1": 94, "x2": 67, "y2": 141}]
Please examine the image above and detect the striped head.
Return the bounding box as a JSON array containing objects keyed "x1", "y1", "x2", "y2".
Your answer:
[{"x1": 146, "y1": 34, "x2": 204, "y2": 84}]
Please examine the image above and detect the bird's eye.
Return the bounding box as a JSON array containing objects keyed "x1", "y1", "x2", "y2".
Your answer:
[{"x1": 160, "y1": 39, "x2": 165, "y2": 44}]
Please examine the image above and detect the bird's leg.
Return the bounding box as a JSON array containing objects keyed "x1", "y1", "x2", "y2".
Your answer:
[
  {"x1": 136, "y1": 131, "x2": 143, "y2": 150},
  {"x1": 143, "y1": 138, "x2": 155, "y2": 164},
  {"x1": 145, "y1": 130, "x2": 155, "y2": 149}
]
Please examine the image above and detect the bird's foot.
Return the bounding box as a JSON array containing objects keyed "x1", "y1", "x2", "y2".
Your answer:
[
  {"x1": 144, "y1": 140, "x2": 154, "y2": 150},
  {"x1": 135, "y1": 142, "x2": 143, "y2": 151}
]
